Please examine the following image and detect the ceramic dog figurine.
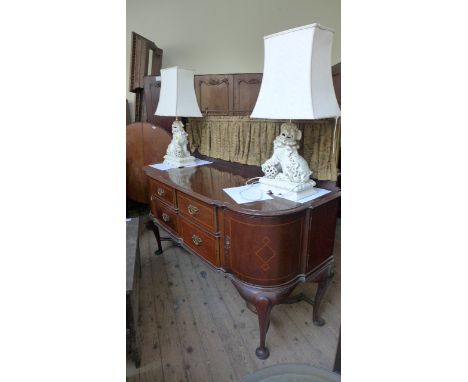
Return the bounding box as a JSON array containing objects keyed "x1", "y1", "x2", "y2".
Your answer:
[
  {"x1": 261, "y1": 123, "x2": 312, "y2": 183},
  {"x1": 166, "y1": 120, "x2": 191, "y2": 158}
]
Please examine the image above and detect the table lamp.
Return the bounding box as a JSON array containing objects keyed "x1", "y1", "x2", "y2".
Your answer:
[
  {"x1": 251, "y1": 23, "x2": 341, "y2": 201},
  {"x1": 155, "y1": 67, "x2": 202, "y2": 166}
]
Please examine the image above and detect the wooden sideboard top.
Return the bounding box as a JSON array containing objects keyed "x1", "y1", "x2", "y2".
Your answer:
[{"x1": 144, "y1": 161, "x2": 340, "y2": 216}]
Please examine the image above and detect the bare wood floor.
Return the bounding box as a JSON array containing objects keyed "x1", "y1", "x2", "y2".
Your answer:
[{"x1": 127, "y1": 216, "x2": 341, "y2": 382}]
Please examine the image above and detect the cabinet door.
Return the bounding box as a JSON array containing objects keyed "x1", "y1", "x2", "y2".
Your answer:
[
  {"x1": 194, "y1": 74, "x2": 234, "y2": 114},
  {"x1": 223, "y1": 210, "x2": 305, "y2": 286},
  {"x1": 233, "y1": 73, "x2": 262, "y2": 114},
  {"x1": 306, "y1": 199, "x2": 338, "y2": 272}
]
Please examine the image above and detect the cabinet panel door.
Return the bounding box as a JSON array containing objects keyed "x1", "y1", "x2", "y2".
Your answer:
[
  {"x1": 233, "y1": 73, "x2": 262, "y2": 114},
  {"x1": 306, "y1": 199, "x2": 338, "y2": 272},
  {"x1": 224, "y1": 211, "x2": 305, "y2": 286},
  {"x1": 194, "y1": 74, "x2": 234, "y2": 114}
]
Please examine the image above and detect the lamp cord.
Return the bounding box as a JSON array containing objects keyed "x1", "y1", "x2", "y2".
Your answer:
[
  {"x1": 239, "y1": 177, "x2": 263, "y2": 202},
  {"x1": 245, "y1": 177, "x2": 261, "y2": 186},
  {"x1": 332, "y1": 116, "x2": 340, "y2": 155},
  {"x1": 242, "y1": 176, "x2": 310, "y2": 201}
]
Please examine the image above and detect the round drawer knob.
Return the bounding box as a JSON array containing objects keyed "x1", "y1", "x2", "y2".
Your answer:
[{"x1": 162, "y1": 213, "x2": 170, "y2": 222}]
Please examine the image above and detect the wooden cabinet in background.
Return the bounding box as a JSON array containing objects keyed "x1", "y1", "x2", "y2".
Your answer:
[
  {"x1": 143, "y1": 67, "x2": 338, "y2": 118},
  {"x1": 194, "y1": 74, "x2": 234, "y2": 114},
  {"x1": 233, "y1": 73, "x2": 263, "y2": 113},
  {"x1": 194, "y1": 73, "x2": 263, "y2": 115}
]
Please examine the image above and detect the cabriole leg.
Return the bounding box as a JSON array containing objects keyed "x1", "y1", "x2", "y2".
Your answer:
[
  {"x1": 313, "y1": 270, "x2": 333, "y2": 326},
  {"x1": 254, "y1": 297, "x2": 272, "y2": 360},
  {"x1": 230, "y1": 278, "x2": 298, "y2": 360}
]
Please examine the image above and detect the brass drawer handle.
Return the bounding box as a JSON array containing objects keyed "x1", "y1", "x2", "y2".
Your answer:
[
  {"x1": 157, "y1": 187, "x2": 165, "y2": 197},
  {"x1": 192, "y1": 234, "x2": 202, "y2": 246},
  {"x1": 188, "y1": 204, "x2": 199, "y2": 215},
  {"x1": 161, "y1": 213, "x2": 170, "y2": 222}
]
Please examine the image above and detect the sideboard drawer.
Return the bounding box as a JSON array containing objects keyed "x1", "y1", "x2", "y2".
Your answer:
[
  {"x1": 149, "y1": 178, "x2": 176, "y2": 207},
  {"x1": 152, "y1": 199, "x2": 179, "y2": 235},
  {"x1": 178, "y1": 192, "x2": 217, "y2": 233},
  {"x1": 180, "y1": 217, "x2": 219, "y2": 267}
]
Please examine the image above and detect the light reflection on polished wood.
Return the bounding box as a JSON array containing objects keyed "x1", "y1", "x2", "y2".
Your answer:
[{"x1": 144, "y1": 163, "x2": 339, "y2": 215}]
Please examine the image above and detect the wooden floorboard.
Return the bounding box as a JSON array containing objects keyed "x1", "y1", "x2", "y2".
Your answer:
[
  {"x1": 188, "y1": 253, "x2": 257, "y2": 380},
  {"x1": 177, "y1": 246, "x2": 239, "y2": 382},
  {"x1": 127, "y1": 217, "x2": 341, "y2": 381}
]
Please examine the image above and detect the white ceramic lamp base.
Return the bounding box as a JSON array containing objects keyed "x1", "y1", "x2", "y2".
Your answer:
[
  {"x1": 258, "y1": 177, "x2": 317, "y2": 201},
  {"x1": 163, "y1": 154, "x2": 196, "y2": 167}
]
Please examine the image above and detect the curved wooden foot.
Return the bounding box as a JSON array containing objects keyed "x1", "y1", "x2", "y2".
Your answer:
[
  {"x1": 230, "y1": 278, "x2": 298, "y2": 360},
  {"x1": 312, "y1": 270, "x2": 333, "y2": 326},
  {"x1": 313, "y1": 316, "x2": 326, "y2": 327},
  {"x1": 255, "y1": 346, "x2": 270, "y2": 360}
]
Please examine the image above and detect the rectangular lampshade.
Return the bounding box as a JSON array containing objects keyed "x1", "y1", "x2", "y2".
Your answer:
[
  {"x1": 251, "y1": 23, "x2": 341, "y2": 120},
  {"x1": 155, "y1": 67, "x2": 202, "y2": 118}
]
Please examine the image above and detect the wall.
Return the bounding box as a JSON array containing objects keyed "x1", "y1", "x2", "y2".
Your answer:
[{"x1": 126, "y1": 0, "x2": 341, "y2": 121}]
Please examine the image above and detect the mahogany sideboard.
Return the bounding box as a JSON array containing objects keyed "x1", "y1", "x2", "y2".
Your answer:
[{"x1": 144, "y1": 162, "x2": 340, "y2": 359}]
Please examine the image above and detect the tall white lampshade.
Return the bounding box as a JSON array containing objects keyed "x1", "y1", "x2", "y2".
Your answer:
[
  {"x1": 251, "y1": 23, "x2": 340, "y2": 120},
  {"x1": 250, "y1": 24, "x2": 340, "y2": 201},
  {"x1": 155, "y1": 67, "x2": 202, "y2": 166},
  {"x1": 155, "y1": 67, "x2": 202, "y2": 118}
]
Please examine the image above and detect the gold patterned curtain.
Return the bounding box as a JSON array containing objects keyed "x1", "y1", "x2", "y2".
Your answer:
[{"x1": 187, "y1": 116, "x2": 340, "y2": 181}]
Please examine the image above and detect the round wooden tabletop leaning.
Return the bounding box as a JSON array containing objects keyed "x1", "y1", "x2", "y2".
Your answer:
[
  {"x1": 127, "y1": 123, "x2": 172, "y2": 203},
  {"x1": 240, "y1": 364, "x2": 340, "y2": 382}
]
